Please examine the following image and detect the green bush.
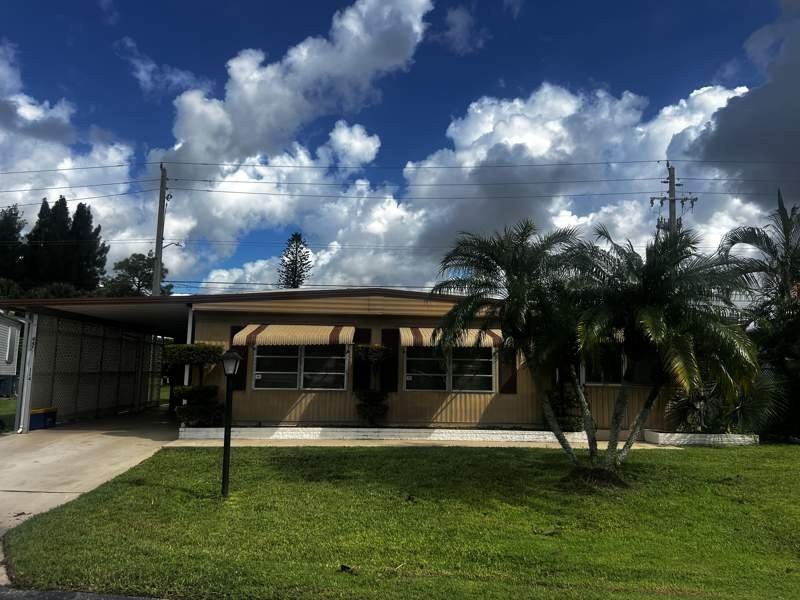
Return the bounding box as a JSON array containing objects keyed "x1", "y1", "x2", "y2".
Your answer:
[
  {"x1": 547, "y1": 383, "x2": 584, "y2": 432},
  {"x1": 355, "y1": 389, "x2": 389, "y2": 426},
  {"x1": 162, "y1": 344, "x2": 223, "y2": 371},
  {"x1": 174, "y1": 385, "x2": 222, "y2": 427}
]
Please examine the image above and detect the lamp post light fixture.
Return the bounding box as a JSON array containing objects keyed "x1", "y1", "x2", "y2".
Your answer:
[{"x1": 220, "y1": 350, "x2": 242, "y2": 497}]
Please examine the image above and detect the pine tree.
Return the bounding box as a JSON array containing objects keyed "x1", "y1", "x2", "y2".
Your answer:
[
  {"x1": 0, "y1": 205, "x2": 26, "y2": 282},
  {"x1": 24, "y1": 198, "x2": 54, "y2": 288},
  {"x1": 277, "y1": 232, "x2": 312, "y2": 288},
  {"x1": 70, "y1": 202, "x2": 109, "y2": 291}
]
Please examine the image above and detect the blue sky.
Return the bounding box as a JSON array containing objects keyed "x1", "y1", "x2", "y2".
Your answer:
[{"x1": 0, "y1": 0, "x2": 796, "y2": 292}]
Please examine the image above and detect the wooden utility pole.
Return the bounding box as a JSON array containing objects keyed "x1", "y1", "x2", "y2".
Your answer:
[
  {"x1": 651, "y1": 162, "x2": 697, "y2": 234},
  {"x1": 667, "y1": 163, "x2": 677, "y2": 232},
  {"x1": 152, "y1": 164, "x2": 167, "y2": 296}
]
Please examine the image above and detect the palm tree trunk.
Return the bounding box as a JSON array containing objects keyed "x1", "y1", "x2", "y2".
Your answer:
[
  {"x1": 616, "y1": 382, "x2": 663, "y2": 465},
  {"x1": 568, "y1": 364, "x2": 598, "y2": 464},
  {"x1": 604, "y1": 363, "x2": 634, "y2": 470},
  {"x1": 527, "y1": 352, "x2": 578, "y2": 466},
  {"x1": 541, "y1": 392, "x2": 579, "y2": 466}
]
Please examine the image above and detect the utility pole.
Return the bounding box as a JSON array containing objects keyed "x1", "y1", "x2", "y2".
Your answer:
[
  {"x1": 152, "y1": 164, "x2": 167, "y2": 296},
  {"x1": 651, "y1": 161, "x2": 697, "y2": 234},
  {"x1": 667, "y1": 163, "x2": 677, "y2": 232}
]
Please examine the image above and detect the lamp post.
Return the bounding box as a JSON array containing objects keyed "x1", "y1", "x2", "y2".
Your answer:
[{"x1": 220, "y1": 350, "x2": 242, "y2": 497}]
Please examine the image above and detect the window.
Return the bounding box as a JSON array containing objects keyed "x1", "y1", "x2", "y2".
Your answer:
[
  {"x1": 452, "y1": 347, "x2": 493, "y2": 391},
  {"x1": 5, "y1": 327, "x2": 17, "y2": 365},
  {"x1": 405, "y1": 347, "x2": 495, "y2": 392},
  {"x1": 302, "y1": 345, "x2": 347, "y2": 390},
  {"x1": 253, "y1": 344, "x2": 347, "y2": 390},
  {"x1": 405, "y1": 347, "x2": 447, "y2": 390}
]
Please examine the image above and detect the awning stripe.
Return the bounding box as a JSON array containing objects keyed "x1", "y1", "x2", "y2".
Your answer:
[
  {"x1": 233, "y1": 324, "x2": 355, "y2": 346},
  {"x1": 486, "y1": 329, "x2": 502, "y2": 346},
  {"x1": 246, "y1": 324, "x2": 268, "y2": 345},
  {"x1": 399, "y1": 327, "x2": 503, "y2": 348}
]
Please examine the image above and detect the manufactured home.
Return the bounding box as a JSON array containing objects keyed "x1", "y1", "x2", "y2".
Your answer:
[
  {"x1": 0, "y1": 312, "x2": 22, "y2": 397},
  {"x1": 0, "y1": 288, "x2": 667, "y2": 433}
]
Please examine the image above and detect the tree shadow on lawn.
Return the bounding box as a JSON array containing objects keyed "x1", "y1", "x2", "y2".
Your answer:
[{"x1": 236, "y1": 446, "x2": 654, "y2": 508}]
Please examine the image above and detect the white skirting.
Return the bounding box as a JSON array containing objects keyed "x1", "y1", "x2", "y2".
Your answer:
[
  {"x1": 644, "y1": 429, "x2": 759, "y2": 446},
  {"x1": 179, "y1": 426, "x2": 589, "y2": 443}
]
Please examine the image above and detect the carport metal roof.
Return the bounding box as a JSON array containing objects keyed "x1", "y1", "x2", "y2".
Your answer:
[{"x1": 0, "y1": 288, "x2": 468, "y2": 340}]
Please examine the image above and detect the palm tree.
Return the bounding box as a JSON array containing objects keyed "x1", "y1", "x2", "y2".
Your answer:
[
  {"x1": 720, "y1": 190, "x2": 800, "y2": 433},
  {"x1": 431, "y1": 220, "x2": 592, "y2": 465},
  {"x1": 719, "y1": 190, "x2": 799, "y2": 315},
  {"x1": 573, "y1": 226, "x2": 759, "y2": 469}
]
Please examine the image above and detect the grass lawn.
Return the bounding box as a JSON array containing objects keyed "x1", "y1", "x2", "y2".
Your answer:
[
  {"x1": 5, "y1": 446, "x2": 800, "y2": 599},
  {"x1": 0, "y1": 396, "x2": 15, "y2": 431}
]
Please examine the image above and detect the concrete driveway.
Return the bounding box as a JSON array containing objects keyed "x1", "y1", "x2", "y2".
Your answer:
[{"x1": 0, "y1": 411, "x2": 176, "y2": 536}]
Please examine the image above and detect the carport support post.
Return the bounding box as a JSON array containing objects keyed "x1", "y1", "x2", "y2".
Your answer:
[
  {"x1": 16, "y1": 313, "x2": 38, "y2": 433},
  {"x1": 221, "y1": 373, "x2": 233, "y2": 497},
  {"x1": 183, "y1": 307, "x2": 193, "y2": 386}
]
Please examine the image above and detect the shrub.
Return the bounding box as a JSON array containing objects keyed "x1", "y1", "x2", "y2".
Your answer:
[
  {"x1": 174, "y1": 385, "x2": 222, "y2": 427},
  {"x1": 547, "y1": 383, "x2": 584, "y2": 432},
  {"x1": 355, "y1": 389, "x2": 389, "y2": 426},
  {"x1": 353, "y1": 344, "x2": 391, "y2": 426},
  {"x1": 162, "y1": 344, "x2": 223, "y2": 372},
  {"x1": 666, "y1": 368, "x2": 787, "y2": 434}
]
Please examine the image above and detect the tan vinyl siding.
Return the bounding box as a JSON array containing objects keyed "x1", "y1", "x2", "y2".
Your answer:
[{"x1": 585, "y1": 384, "x2": 668, "y2": 430}]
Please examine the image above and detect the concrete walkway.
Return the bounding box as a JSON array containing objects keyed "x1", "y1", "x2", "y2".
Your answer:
[
  {"x1": 0, "y1": 412, "x2": 177, "y2": 536},
  {"x1": 166, "y1": 438, "x2": 676, "y2": 449}
]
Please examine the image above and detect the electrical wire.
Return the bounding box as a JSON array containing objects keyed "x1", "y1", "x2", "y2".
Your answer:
[{"x1": 3, "y1": 157, "x2": 800, "y2": 176}]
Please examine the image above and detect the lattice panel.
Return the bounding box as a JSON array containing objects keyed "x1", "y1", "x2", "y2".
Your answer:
[
  {"x1": 27, "y1": 317, "x2": 166, "y2": 421},
  {"x1": 51, "y1": 319, "x2": 82, "y2": 416},
  {"x1": 29, "y1": 315, "x2": 57, "y2": 410}
]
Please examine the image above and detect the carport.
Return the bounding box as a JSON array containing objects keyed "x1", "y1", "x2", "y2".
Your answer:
[{"x1": 0, "y1": 296, "x2": 194, "y2": 433}]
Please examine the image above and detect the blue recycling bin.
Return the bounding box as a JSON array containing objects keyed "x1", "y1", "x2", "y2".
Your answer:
[{"x1": 29, "y1": 407, "x2": 57, "y2": 430}]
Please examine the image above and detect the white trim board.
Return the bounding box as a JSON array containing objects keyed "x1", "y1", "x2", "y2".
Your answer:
[{"x1": 180, "y1": 427, "x2": 590, "y2": 443}]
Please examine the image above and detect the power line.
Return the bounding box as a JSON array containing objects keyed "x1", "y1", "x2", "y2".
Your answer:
[
  {"x1": 166, "y1": 280, "x2": 438, "y2": 289},
  {"x1": 0, "y1": 175, "x2": 797, "y2": 194},
  {"x1": 4, "y1": 157, "x2": 800, "y2": 177},
  {"x1": 0, "y1": 238, "x2": 728, "y2": 253},
  {"x1": 0, "y1": 164, "x2": 133, "y2": 176},
  {"x1": 166, "y1": 185, "x2": 782, "y2": 201},
  {"x1": 161, "y1": 158, "x2": 800, "y2": 170},
  {"x1": 0, "y1": 179, "x2": 159, "y2": 194},
  {"x1": 165, "y1": 280, "x2": 758, "y2": 299},
  {"x1": 169, "y1": 176, "x2": 666, "y2": 187},
  {"x1": 1, "y1": 189, "x2": 159, "y2": 210}
]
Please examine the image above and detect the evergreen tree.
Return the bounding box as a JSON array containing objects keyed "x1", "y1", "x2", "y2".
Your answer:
[
  {"x1": 70, "y1": 202, "x2": 109, "y2": 290},
  {"x1": 277, "y1": 232, "x2": 312, "y2": 288},
  {"x1": 101, "y1": 250, "x2": 173, "y2": 296},
  {"x1": 26, "y1": 196, "x2": 73, "y2": 286},
  {"x1": 0, "y1": 205, "x2": 26, "y2": 282},
  {"x1": 24, "y1": 198, "x2": 54, "y2": 288}
]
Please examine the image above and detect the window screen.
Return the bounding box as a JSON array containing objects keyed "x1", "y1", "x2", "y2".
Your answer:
[
  {"x1": 254, "y1": 344, "x2": 347, "y2": 390},
  {"x1": 405, "y1": 347, "x2": 447, "y2": 390},
  {"x1": 254, "y1": 345, "x2": 300, "y2": 389},
  {"x1": 405, "y1": 346, "x2": 495, "y2": 392},
  {"x1": 452, "y1": 347, "x2": 493, "y2": 391},
  {"x1": 302, "y1": 345, "x2": 346, "y2": 390}
]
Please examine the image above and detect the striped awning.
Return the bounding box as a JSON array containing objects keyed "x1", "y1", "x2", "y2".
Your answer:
[
  {"x1": 232, "y1": 324, "x2": 355, "y2": 346},
  {"x1": 399, "y1": 327, "x2": 502, "y2": 348}
]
